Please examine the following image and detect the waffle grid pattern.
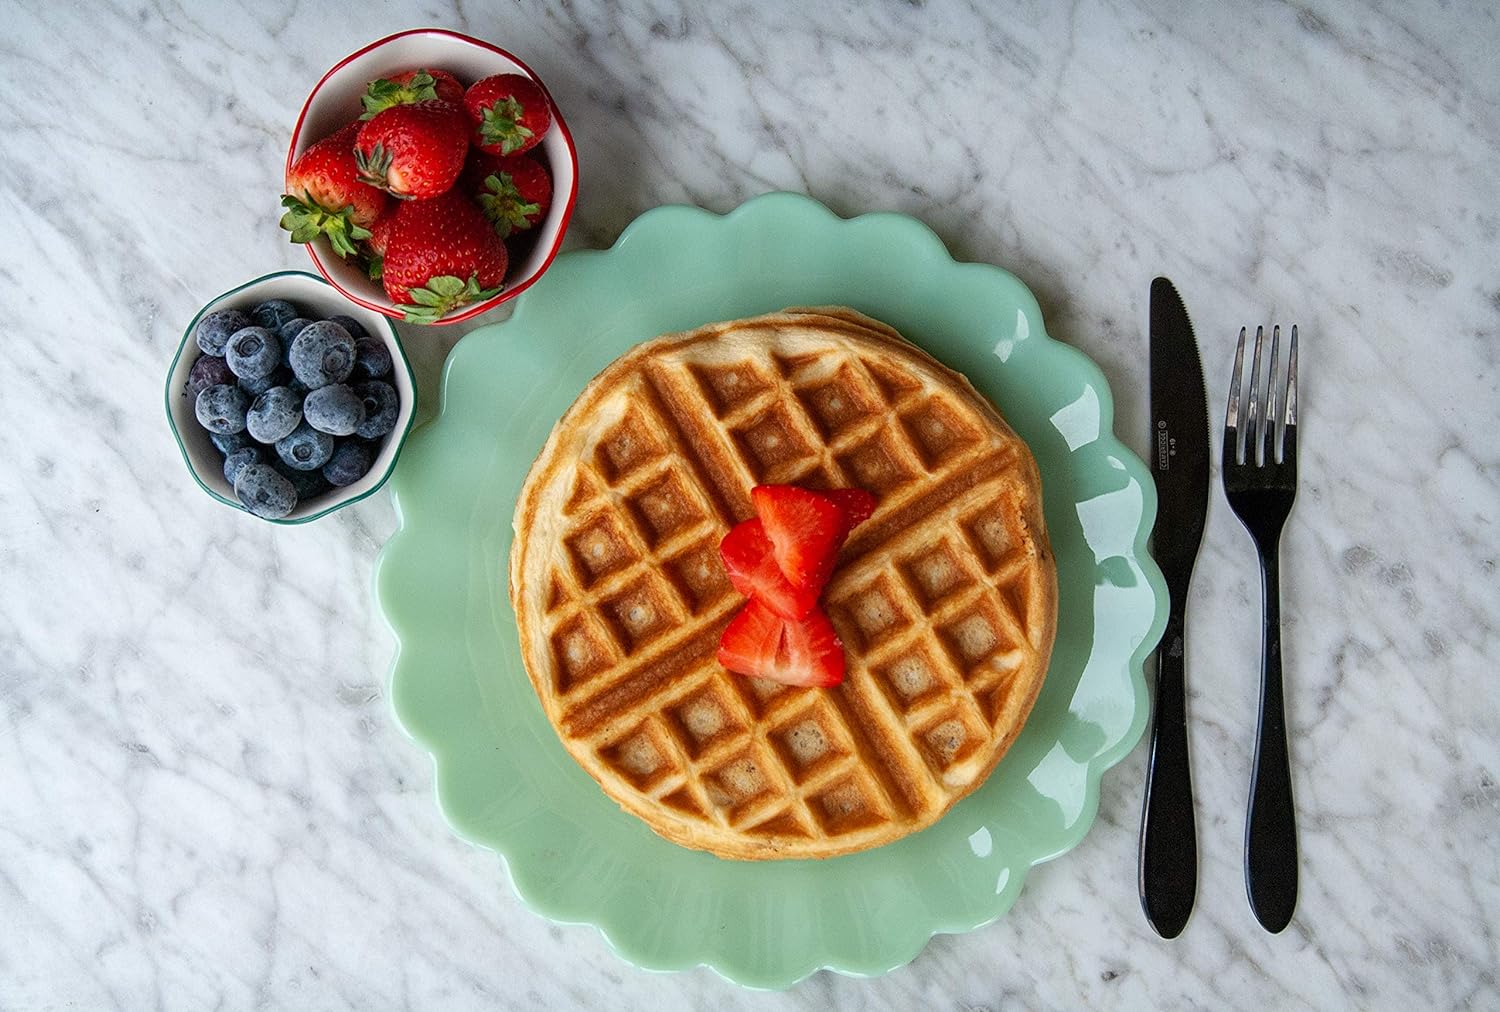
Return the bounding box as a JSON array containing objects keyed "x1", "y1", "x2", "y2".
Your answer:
[{"x1": 528, "y1": 332, "x2": 1052, "y2": 854}]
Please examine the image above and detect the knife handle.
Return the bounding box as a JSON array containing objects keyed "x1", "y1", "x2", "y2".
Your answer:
[{"x1": 1139, "y1": 607, "x2": 1197, "y2": 938}]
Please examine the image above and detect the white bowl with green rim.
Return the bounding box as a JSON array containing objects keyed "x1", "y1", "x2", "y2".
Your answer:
[{"x1": 165, "y1": 270, "x2": 416, "y2": 523}]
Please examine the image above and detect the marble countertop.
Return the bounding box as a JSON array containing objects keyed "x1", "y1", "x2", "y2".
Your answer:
[{"x1": 2, "y1": 1, "x2": 1496, "y2": 1008}]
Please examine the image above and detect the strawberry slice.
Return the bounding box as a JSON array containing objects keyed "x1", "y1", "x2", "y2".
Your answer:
[
  {"x1": 716, "y1": 598, "x2": 782, "y2": 678},
  {"x1": 750, "y1": 485, "x2": 846, "y2": 594},
  {"x1": 719, "y1": 518, "x2": 820, "y2": 618},
  {"x1": 822, "y1": 487, "x2": 878, "y2": 532},
  {"x1": 717, "y1": 599, "x2": 845, "y2": 688}
]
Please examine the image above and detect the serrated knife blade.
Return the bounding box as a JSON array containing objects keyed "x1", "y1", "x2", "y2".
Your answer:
[
  {"x1": 1139, "y1": 276, "x2": 1210, "y2": 939},
  {"x1": 1149, "y1": 278, "x2": 1211, "y2": 571}
]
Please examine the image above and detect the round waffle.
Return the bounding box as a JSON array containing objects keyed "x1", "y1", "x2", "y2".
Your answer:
[{"x1": 510, "y1": 308, "x2": 1057, "y2": 860}]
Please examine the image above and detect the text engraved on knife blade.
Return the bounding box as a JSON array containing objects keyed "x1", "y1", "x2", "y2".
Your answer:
[{"x1": 1155, "y1": 418, "x2": 1179, "y2": 471}]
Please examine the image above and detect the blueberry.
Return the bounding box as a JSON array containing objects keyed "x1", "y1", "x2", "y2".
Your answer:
[
  {"x1": 195, "y1": 384, "x2": 249, "y2": 434},
  {"x1": 222, "y1": 446, "x2": 262, "y2": 485},
  {"x1": 302, "y1": 383, "x2": 365, "y2": 436},
  {"x1": 327, "y1": 314, "x2": 369, "y2": 341},
  {"x1": 234, "y1": 463, "x2": 298, "y2": 519},
  {"x1": 195, "y1": 308, "x2": 251, "y2": 357},
  {"x1": 351, "y1": 336, "x2": 393, "y2": 380},
  {"x1": 278, "y1": 317, "x2": 314, "y2": 343},
  {"x1": 187, "y1": 354, "x2": 235, "y2": 399},
  {"x1": 225, "y1": 326, "x2": 281, "y2": 380},
  {"x1": 247, "y1": 365, "x2": 296, "y2": 397},
  {"x1": 322, "y1": 440, "x2": 374, "y2": 487},
  {"x1": 239, "y1": 373, "x2": 274, "y2": 396},
  {"x1": 272, "y1": 458, "x2": 330, "y2": 501},
  {"x1": 250, "y1": 299, "x2": 300, "y2": 331},
  {"x1": 246, "y1": 386, "x2": 304, "y2": 444},
  {"x1": 353, "y1": 381, "x2": 400, "y2": 439},
  {"x1": 209, "y1": 429, "x2": 252, "y2": 456},
  {"x1": 288, "y1": 320, "x2": 355, "y2": 388},
  {"x1": 275, "y1": 421, "x2": 334, "y2": 471}
]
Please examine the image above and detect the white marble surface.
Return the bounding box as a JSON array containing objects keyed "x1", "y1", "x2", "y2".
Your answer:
[{"x1": 1, "y1": 1, "x2": 1496, "y2": 1007}]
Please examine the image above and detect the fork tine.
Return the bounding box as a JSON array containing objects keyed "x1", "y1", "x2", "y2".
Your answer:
[
  {"x1": 1284, "y1": 325, "x2": 1298, "y2": 430},
  {"x1": 1264, "y1": 325, "x2": 1281, "y2": 464},
  {"x1": 1247, "y1": 325, "x2": 1265, "y2": 464},
  {"x1": 1226, "y1": 326, "x2": 1247, "y2": 463},
  {"x1": 1281, "y1": 325, "x2": 1298, "y2": 466}
]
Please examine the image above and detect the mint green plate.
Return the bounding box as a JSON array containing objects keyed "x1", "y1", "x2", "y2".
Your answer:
[{"x1": 375, "y1": 192, "x2": 1167, "y2": 989}]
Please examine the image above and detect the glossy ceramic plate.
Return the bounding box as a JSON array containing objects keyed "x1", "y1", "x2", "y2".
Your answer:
[{"x1": 375, "y1": 192, "x2": 1167, "y2": 988}]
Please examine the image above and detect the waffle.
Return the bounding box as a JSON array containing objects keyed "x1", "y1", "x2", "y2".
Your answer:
[{"x1": 510, "y1": 308, "x2": 1057, "y2": 860}]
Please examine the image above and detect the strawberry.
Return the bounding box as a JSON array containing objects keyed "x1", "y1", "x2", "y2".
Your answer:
[
  {"x1": 750, "y1": 485, "x2": 847, "y2": 594},
  {"x1": 822, "y1": 487, "x2": 878, "y2": 531},
  {"x1": 280, "y1": 121, "x2": 389, "y2": 258},
  {"x1": 717, "y1": 599, "x2": 845, "y2": 688},
  {"x1": 719, "y1": 518, "x2": 819, "y2": 619},
  {"x1": 362, "y1": 208, "x2": 397, "y2": 280},
  {"x1": 462, "y1": 151, "x2": 552, "y2": 238},
  {"x1": 381, "y1": 191, "x2": 508, "y2": 323},
  {"x1": 361, "y1": 68, "x2": 466, "y2": 118},
  {"x1": 354, "y1": 101, "x2": 470, "y2": 200},
  {"x1": 463, "y1": 73, "x2": 551, "y2": 156}
]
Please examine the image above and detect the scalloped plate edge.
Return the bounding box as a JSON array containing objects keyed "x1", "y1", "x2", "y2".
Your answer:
[{"x1": 374, "y1": 192, "x2": 1167, "y2": 988}]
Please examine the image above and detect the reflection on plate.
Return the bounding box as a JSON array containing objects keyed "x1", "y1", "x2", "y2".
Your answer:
[{"x1": 374, "y1": 192, "x2": 1167, "y2": 988}]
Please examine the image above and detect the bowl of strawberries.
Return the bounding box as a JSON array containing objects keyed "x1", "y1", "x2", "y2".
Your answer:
[{"x1": 283, "y1": 29, "x2": 578, "y2": 325}]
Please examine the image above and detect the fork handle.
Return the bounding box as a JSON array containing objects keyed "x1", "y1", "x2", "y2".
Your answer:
[
  {"x1": 1247, "y1": 546, "x2": 1298, "y2": 932},
  {"x1": 1139, "y1": 607, "x2": 1197, "y2": 938}
]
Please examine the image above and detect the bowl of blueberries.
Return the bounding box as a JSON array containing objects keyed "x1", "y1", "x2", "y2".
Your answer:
[{"x1": 165, "y1": 270, "x2": 416, "y2": 521}]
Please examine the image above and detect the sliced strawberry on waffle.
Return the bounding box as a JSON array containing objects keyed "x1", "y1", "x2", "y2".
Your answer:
[
  {"x1": 750, "y1": 484, "x2": 847, "y2": 594},
  {"x1": 716, "y1": 599, "x2": 845, "y2": 688},
  {"x1": 719, "y1": 517, "x2": 819, "y2": 619},
  {"x1": 716, "y1": 483, "x2": 877, "y2": 687},
  {"x1": 821, "y1": 487, "x2": 877, "y2": 532}
]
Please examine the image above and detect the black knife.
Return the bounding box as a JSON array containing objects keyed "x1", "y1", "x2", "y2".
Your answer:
[{"x1": 1138, "y1": 276, "x2": 1210, "y2": 938}]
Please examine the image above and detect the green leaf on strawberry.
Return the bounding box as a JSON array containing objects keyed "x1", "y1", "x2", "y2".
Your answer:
[
  {"x1": 361, "y1": 71, "x2": 440, "y2": 120},
  {"x1": 400, "y1": 274, "x2": 502, "y2": 324},
  {"x1": 476, "y1": 173, "x2": 541, "y2": 239},
  {"x1": 477, "y1": 97, "x2": 535, "y2": 155},
  {"x1": 352, "y1": 143, "x2": 398, "y2": 196},
  {"x1": 278, "y1": 195, "x2": 373, "y2": 259}
]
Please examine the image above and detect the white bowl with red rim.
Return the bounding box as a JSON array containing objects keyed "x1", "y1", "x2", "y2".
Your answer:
[{"x1": 287, "y1": 28, "x2": 578, "y2": 326}]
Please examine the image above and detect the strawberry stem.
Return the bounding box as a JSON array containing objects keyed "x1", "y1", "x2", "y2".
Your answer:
[
  {"x1": 353, "y1": 143, "x2": 401, "y2": 195},
  {"x1": 477, "y1": 97, "x2": 534, "y2": 155},
  {"x1": 400, "y1": 274, "x2": 502, "y2": 324},
  {"x1": 476, "y1": 173, "x2": 541, "y2": 239},
  {"x1": 278, "y1": 194, "x2": 372, "y2": 259},
  {"x1": 361, "y1": 70, "x2": 439, "y2": 119}
]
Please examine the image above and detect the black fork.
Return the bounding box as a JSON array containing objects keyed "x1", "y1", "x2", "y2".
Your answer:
[{"x1": 1222, "y1": 324, "x2": 1299, "y2": 933}]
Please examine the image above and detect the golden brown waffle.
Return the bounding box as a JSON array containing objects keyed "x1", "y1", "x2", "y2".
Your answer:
[{"x1": 510, "y1": 308, "x2": 1057, "y2": 859}]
